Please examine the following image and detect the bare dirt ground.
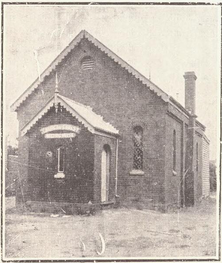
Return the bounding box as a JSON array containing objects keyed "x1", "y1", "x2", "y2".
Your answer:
[{"x1": 4, "y1": 196, "x2": 218, "y2": 259}]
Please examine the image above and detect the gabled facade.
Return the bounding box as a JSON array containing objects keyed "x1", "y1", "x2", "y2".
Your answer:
[{"x1": 11, "y1": 30, "x2": 210, "y2": 212}]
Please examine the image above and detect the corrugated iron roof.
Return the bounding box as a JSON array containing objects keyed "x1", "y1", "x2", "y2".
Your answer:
[{"x1": 59, "y1": 95, "x2": 119, "y2": 135}]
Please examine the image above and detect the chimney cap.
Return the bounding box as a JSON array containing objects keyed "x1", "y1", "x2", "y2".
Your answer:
[{"x1": 183, "y1": 71, "x2": 197, "y2": 80}]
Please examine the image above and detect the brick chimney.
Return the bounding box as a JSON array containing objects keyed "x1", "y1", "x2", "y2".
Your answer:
[{"x1": 184, "y1": 71, "x2": 197, "y2": 115}]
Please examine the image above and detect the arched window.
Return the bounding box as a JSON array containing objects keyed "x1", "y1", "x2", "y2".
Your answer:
[
  {"x1": 58, "y1": 146, "x2": 65, "y2": 172},
  {"x1": 196, "y1": 143, "x2": 199, "y2": 172},
  {"x1": 54, "y1": 146, "x2": 66, "y2": 178},
  {"x1": 133, "y1": 126, "x2": 143, "y2": 170},
  {"x1": 173, "y1": 130, "x2": 176, "y2": 171}
]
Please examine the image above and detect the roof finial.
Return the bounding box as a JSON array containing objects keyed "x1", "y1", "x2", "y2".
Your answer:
[{"x1": 54, "y1": 72, "x2": 59, "y2": 113}]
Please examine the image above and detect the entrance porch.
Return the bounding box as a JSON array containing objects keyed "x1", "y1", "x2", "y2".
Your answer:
[{"x1": 18, "y1": 94, "x2": 119, "y2": 212}]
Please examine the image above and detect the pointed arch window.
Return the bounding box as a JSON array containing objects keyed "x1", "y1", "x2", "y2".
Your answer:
[{"x1": 133, "y1": 126, "x2": 143, "y2": 170}]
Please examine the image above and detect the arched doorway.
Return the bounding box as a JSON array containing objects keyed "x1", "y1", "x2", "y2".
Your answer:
[{"x1": 101, "y1": 145, "x2": 111, "y2": 202}]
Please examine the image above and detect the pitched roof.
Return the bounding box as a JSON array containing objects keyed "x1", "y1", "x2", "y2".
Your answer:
[
  {"x1": 11, "y1": 30, "x2": 170, "y2": 112},
  {"x1": 21, "y1": 94, "x2": 119, "y2": 137}
]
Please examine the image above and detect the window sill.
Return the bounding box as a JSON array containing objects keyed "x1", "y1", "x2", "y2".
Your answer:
[
  {"x1": 129, "y1": 170, "x2": 144, "y2": 176},
  {"x1": 54, "y1": 172, "x2": 65, "y2": 179}
]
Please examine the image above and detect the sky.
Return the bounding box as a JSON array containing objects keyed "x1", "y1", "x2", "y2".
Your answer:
[{"x1": 3, "y1": 4, "x2": 220, "y2": 160}]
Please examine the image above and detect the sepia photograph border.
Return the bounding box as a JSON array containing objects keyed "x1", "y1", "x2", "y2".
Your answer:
[{"x1": 1, "y1": 1, "x2": 221, "y2": 262}]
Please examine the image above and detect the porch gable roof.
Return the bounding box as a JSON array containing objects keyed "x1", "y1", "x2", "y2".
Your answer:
[{"x1": 21, "y1": 94, "x2": 119, "y2": 137}]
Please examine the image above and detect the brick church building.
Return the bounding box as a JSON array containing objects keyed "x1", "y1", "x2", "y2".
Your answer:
[{"x1": 11, "y1": 30, "x2": 210, "y2": 212}]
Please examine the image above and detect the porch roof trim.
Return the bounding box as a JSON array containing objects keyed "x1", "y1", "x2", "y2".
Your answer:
[{"x1": 21, "y1": 94, "x2": 119, "y2": 137}]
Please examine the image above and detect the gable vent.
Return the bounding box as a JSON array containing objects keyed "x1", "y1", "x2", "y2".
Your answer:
[{"x1": 81, "y1": 56, "x2": 95, "y2": 70}]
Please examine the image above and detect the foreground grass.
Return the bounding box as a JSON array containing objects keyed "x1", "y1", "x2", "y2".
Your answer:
[{"x1": 4, "y1": 196, "x2": 218, "y2": 259}]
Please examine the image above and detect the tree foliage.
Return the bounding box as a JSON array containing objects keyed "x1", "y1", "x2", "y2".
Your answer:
[{"x1": 209, "y1": 161, "x2": 217, "y2": 192}]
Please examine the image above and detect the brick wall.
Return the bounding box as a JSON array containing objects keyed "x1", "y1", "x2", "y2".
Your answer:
[
  {"x1": 17, "y1": 38, "x2": 168, "y2": 205},
  {"x1": 16, "y1": 37, "x2": 209, "y2": 208},
  {"x1": 165, "y1": 113, "x2": 183, "y2": 207},
  {"x1": 26, "y1": 107, "x2": 94, "y2": 203}
]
